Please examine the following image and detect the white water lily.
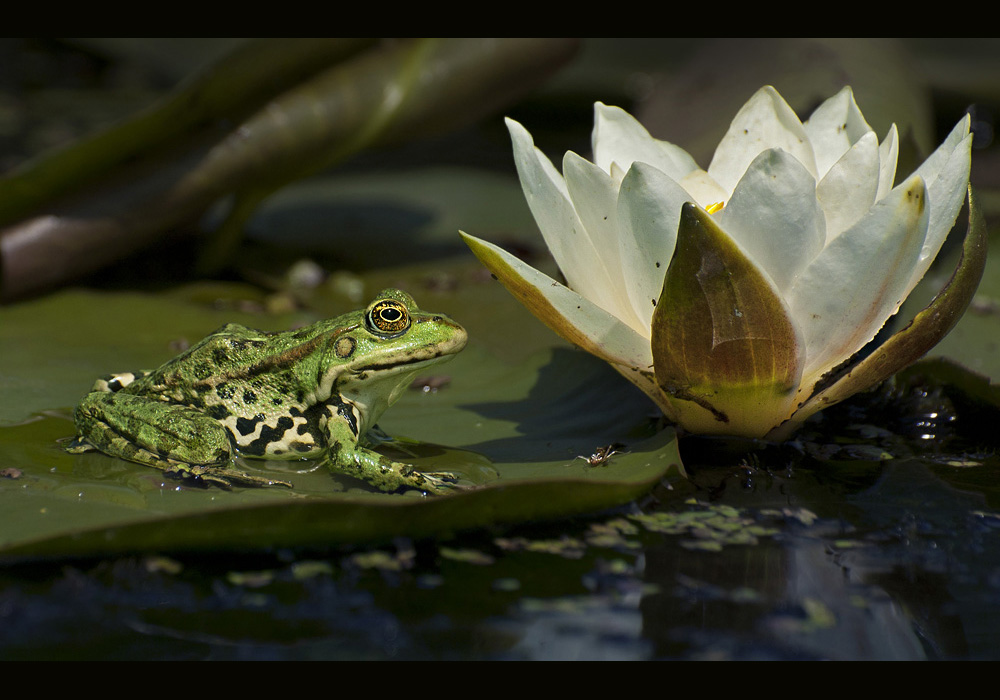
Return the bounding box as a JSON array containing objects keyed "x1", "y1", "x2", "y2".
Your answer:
[{"x1": 462, "y1": 86, "x2": 985, "y2": 439}]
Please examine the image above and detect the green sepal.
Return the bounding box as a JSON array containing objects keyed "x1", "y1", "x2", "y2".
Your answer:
[{"x1": 651, "y1": 203, "x2": 803, "y2": 435}]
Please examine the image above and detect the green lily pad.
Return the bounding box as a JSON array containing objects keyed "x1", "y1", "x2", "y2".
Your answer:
[{"x1": 0, "y1": 283, "x2": 680, "y2": 560}]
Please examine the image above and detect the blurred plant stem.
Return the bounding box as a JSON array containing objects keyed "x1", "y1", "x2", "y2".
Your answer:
[{"x1": 0, "y1": 38, "x2": 578, "y2": 301}]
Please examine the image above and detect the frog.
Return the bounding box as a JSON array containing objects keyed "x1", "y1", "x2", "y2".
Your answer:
[{"x1": 66, "y1": 288, "x2": 468, "y2": 494}]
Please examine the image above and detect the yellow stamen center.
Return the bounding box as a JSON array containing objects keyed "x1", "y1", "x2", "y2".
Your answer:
[{"x1": 705, "y1": 201, "x2": 725, "y2": 214}]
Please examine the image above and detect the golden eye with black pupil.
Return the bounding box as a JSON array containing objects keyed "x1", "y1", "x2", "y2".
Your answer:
[{"x1": 368, "y1": 299, "x2": 410, "y2": 336}]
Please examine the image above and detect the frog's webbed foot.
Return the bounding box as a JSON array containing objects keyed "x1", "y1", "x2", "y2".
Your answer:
[
  {"x1": 400, "y1": 467, "x2": 467, "y2": 495},
  {"x1": 65, "y1": 436, "x2": 97, "y2": 454},
  {"x1": 176, "y1": 464, "x2": 293, "y2": 490}
]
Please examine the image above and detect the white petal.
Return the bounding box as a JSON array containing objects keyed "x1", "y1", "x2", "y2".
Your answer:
[
  {"x1": 715, "y1": 148, "x2": 825, "y2": 293},
  {"x1": 708, "y1": 86, "x2": 818, "y2": 195},
  {"x1": 592, "y1": 102, "x2": 701, "y2": 182},
  {"x1": 803, "y1": 86, "x2": 874, "y2": 179},
  {"x1": 816, "y1": 131, "x2": 880, "y2": 242},
  {"x1": 912, "y1": 114, "x2": 971, "y2": 188},
  {"x1": 563, "y1": 151, "x2": 646, "y2": 331},
  {"x1": 506, "y1": 117, "x2": 618, "y2": 313},
  {"x1": 790, "y1": 174, "x2": 930, "y2": 386},
  {"x1": 616, "y1": 162, "x2": 690, "y2": 329},
  {"x1": 678, "y1": 169, "x2": 729, "y2": 208},
  {"x1": 905, "y1": 115, "x2": 973, "y2": 291},
  {"x1": 460, "y1": 232, "x2": 654, "y2": 369},
  {"x1": 876, "y1": 124, "x2": 899, "y2": 202}
]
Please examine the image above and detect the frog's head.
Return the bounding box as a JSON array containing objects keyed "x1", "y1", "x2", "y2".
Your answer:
[{"x1": 325, "y1": 288, "x2": 467, "y2": 426}]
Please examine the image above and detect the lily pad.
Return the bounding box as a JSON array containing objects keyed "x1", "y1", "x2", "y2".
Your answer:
[{"x1": 0, "y1": 284, "x2": 680, "y2": 560}]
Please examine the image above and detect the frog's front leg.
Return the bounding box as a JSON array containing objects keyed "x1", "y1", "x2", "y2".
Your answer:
[
  {"x1": 70, "y1": 392, "x2": 290, "y2": 489},
  {"x1": 322, "y1": 405, "x2": 459, "y2": 495}
]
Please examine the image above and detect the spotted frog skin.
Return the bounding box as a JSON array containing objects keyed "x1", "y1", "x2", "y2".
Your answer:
[{"x1": 67, "y1": 289, "x2": 467, "y2": 494}]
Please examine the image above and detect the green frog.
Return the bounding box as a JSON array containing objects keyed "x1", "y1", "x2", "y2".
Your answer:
[{"x1": 67, "y1": 289, "x2": 467, "y2": 494}]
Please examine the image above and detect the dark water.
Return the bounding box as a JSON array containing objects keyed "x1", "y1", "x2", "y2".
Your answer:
[{"x1": 2, "y1": 461, "x2": 999, "y2": 660}]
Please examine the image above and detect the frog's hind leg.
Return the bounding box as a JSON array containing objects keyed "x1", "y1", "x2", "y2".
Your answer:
[
  {"x1": 67, "y1": 370, "x2": 153, "y2": 450},
  {"x1": 73, "y1": 427, "x2": 284, "y2": 489},
  {"x1": 71, "y1": 392, "x2": 291, "y2": 489}
]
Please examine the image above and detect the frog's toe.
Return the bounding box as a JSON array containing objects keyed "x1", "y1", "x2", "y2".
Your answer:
[
  {"x1": 64, "y1": 436, "x2": 96, "y2": 454},
  {"x1": 415, "y1": 471, "x2": 470, "y2": 494},
  {"x1": 192, "y1": 472, "x2": 235, "y2": 490},
  {"x1": 230, "y1": 473, "x2": 294, "y2": 488},
  {"x1": 174, "y1": 464, "x2": 293, "y2": 490}
]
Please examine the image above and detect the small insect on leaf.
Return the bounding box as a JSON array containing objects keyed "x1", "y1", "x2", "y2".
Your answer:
[{"x1": 577, "y1": 443, "x2": 628, "y2": 466}]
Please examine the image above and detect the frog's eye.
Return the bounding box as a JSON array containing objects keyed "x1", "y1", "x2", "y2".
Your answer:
[{"x1": 368, "y1": 299, "x2": 411, "y2": 337}]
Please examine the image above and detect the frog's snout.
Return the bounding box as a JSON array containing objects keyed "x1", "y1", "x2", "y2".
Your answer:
[
  {"x1": 443, "y1": 318, "x2": 468, "y2": 354},
  {"x1": 420, "y1": 314, "x2": 468, "y2": 354}
]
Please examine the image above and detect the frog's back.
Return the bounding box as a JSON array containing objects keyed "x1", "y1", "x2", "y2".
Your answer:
[
  {"x1": 158, "y1": 323, "x2": 278, "y2": 380},
  {"x1": 132, "y1": 323, "x2": 326, "y2": 407}
]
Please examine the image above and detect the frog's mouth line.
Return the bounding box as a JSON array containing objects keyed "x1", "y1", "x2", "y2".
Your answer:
[
  {"x1": 354, "y1": 328, "x2": 467, "y2": 375},
  {"x1": 357, "y1": 354, "x2": 450, "y2": 374}
]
